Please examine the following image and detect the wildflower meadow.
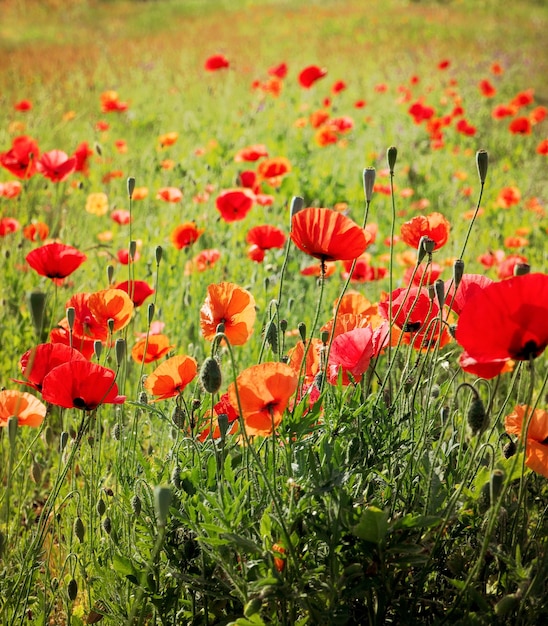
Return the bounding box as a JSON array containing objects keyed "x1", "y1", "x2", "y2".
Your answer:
[{"x1": 0, "y1": 0, "x2": 547, "y2": 624}]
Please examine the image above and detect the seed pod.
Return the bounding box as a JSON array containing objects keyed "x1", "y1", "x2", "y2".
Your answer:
[
  {"x1": 73, "y1": 517, "x2": 85, "y2": 543},
  {"x1": 363, "y1": 167, "x2": 376, "y2": 203},
  {"x1": 127, "y1": 176, "x2": 136, "y2": 199},
  {"x1": 67, "y1": 578, "x2": 78, "y2": 602},
  {"x1": 475, "y1": 149, "x2": 488, "y2": 184},
  {"x1": 200, "y1": 357, "x2": 222, "y2": 394},
  {"x1": 387, "y1": 146, "x2": 398, "y2": 173},
  {"x1": 102, "y1": 517, "x2": 112, "y2": 535}
]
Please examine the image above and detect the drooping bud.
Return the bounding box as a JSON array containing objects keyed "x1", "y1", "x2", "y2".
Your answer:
[
  {"x1": 60, "y1": 431, "x2": 69, "y2": 452},
  {"x1": 94, "y1": 142, "x2": 102, "y2": 156},
  {"x1": 96, "y1": 498, "x2": 106, "y2": 517},
  {"x1": 363, "y1": 167, "x2": 376, "y2": 203},
  {"x1": 154, "y1": 485, "x2": 172, "y2": 527},
  {"x1": 171, "y1": 406, "x2": 186, "y2": 429},
  {"x1": 73, "y1": 516, "x2": 85, "y2": 543},
  {"x1": 475, "y1": 149, "x2": 488, "y2": 184},
  {"x1": 387, "y1": 146, "x2": 398, "y2": 173},
  {"x1": 467, "y1": 393, "x2": 488, "y2": 435},
  {"x1": 280, "y1": 319, "x2": 288, "y2": 333},
  {"x1": 200, "y1": 357, "x2": 222, "y2": 394},
  {"x1": 67, "y1": 578, "x2": 78, "y2": 602},
  {"x1": 127, "y1": 176, "x2": 136, "y2": 199},
  {"x1": 503, "y1": 438, "x2": 516, "y2": 459},
  {"x1": 131, "y1": 494, "x2": 142, "y2": 516},
  {"x1": 171, "y1": 465, "x2": 182, "y2": 489},
  {"x1": 102, "y1": 517, "x2": 112, "y2": 535}
]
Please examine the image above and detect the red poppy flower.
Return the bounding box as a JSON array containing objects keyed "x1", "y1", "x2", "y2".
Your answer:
[
  {"x1": 536, "y1": 139, "x2": 548, "y2": 156},
  {"x1": 291, "y1": 207, "x2": 370, "y2": 263},
  {"x1": 200, "y1": 282, "x2": 256, "y2": 345},
  {"x1": 215, "y1": 188, "x2": 255, "y2": 222},
  {"x1": 256, "y1": 157, "x2": 291, "y2": 186},
  {"x1": 268, "y1": 62, "x2": 288, "y2": 79},
  {"x1": 0, "y1": 217, "x2": 20, "y2": 236},
  {"x1": 458, "y1": 351, "x2": 512, "y2": 380},
  {"x1": 14, "y1": 99, "x2": 32, "y2": 111},
  {"x1": 228, "y1": 362, "x2": 298, "y2": 436},
  {"x1": 400, "y1": 212, "x2": 451, "y2": 251},
  {"x1": 156, "y1": 187, "x2": 183, "y2": 203},
  {"x1": 298, "y1": 65, "x2": 327, "y2": 88},
  {"x1": 478, "y1": 79, "x2": 496, "y2": 98},
  {"x1": 131, "y1": 335, "x2": 174, "y2": 364},
  {"x1": 496, "y1": 186, "x2": 521, "y2": 208},
  {"x1": 72, "y1": 141, "x2": 93, "y2": 175},
  {"x1": 41, "y1": 361, "x2": 125, "y2": 410},
  {"x1": 497, "y1": 254, "x2": 528, "y2": 279},
  {"x1": 530, "y1": 106, "x2": 547, "y2": 125},
  {"x1": 505, "y1": 405, "x2": 548, "y2": 478},
  {"x1": 331, "y1": 80, "x2": 347, "y2": 94},
  {"x1": 23, "y1": 222, "x2": 49, "y2": 242},
  {"x1": 186, "y1": 249, "x2": 221, "y2": 273},
  {"x1": 197, "y1": 392, "x2": 240, "y2": 442},
  {"x1": 510, "y1": 89, "x2": 534, "y2": 109},
  {"x1": 491, "y1": 104, "x2": 516, "y2": 119},
  {"x1": 204, "y1": 54, "x2": 230, "y2": 71},
  {"x1": 437, "y1": 59, "x2": 450, "y2": 70},
  {"x1": 327, "y1": 327, "x2": 375, "y2": 386},
  {"x1": 341, "y1": 256, "x2": 387, "y2": 282},
  {"x1": 404, "y1": 262, "x2": 443, "y2": 286},
  {"x1": 0, "y1": 135, "x2": 40, "y2": 179},
  {"x1": 239, "y1": 170, "x2": 261, "y2": 193},
  {"x1": 444, "y1": 274, "x2": 493, "y2": 316},
  {"x1": 100, "y1": 91, "x2": 129, "y2": 113},
  {"x1": 0, "y1": 180, "x2": 23, "y2": 198},
  {"x1": 234, "y1": 144, "x2": 269, "y2": 162},
  {"x1": 246, "y1": 224, "x2": 286, "y2": 262},
  {"x1": 378, "y1": 286, "x2": 436, "y2": 333},
  {"x1": 0, "y1": 390, "x2": 46, "y2": 427},
  {"x1": 18, "y1": 343, "x2": 87, "y2": 391},
  {"x1": 508, "y1": 117, "x2": 532, "y2": 135},
  {"x1": 50, "y1": 320, "x2": 96, "y2": 359},
  {"x1": 455, "y1": 119, "x2": 476, "y2": 136},
  {"x1": 300, "y1": 261, "x2": 337, "y2": 278},
  {"x1": 111, "y1": 209, "x2": 131, "y2": 225},
  {"x1": 113, "y1": 280, "x2": 154, "y2": 307},
  {"x1": 456, "y1": 273, "x2": 548, "y2": 362},
  {"x1": 36, "y1": 150, "x2": 76, "y2": 183},
  {"x1": 144, "y1": 354, "x2": 198, "y2": 401},
  {"x1": 408, "y1": 102, "x2": 435, "y2": 124},
  {"x1": 26, "y1": 242, "x2": 87, "y2": 280},
  {"x1": 171, "y1": 222, "x2": 204, "y2": 249}
]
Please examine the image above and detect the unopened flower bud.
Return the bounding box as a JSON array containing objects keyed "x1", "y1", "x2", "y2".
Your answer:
[
  {"x1": 94, "y1": 340, "x2": 103, "y2": 360},
  {"x1": 96, "y1": 498, "x2": 106, "y2": 517},
  {"x1": 289, "y1": 196, "x2": 305, "y2": 227},
  {"x1": 154, "y1": 486, "x2": 172, "y2": 527},
  {"x1": 387, "y1": 146, "x2": 398, "y2": 173},
  {"x1": 171, "y1": 465, "x2": 182, "y2": 489},
  {"x1": 218, "y1": 413, "x2": 230, "y2": 440},
  {"x1": 200, "y1": 356, "x2": 222, "y2": 394},
  {"x1": 102, "y1": 516, "x2": 112, "y2": 534},
  {"x1": 66, "y1": 306, "x2": 75, "y2": 331},
  {"x1": 514, "y1": 263, "x2": 530, "y2": 276},
  {"x1": 298, "y1": 322, "x2": 306, "y2": 343},
  {"x1": 73, "y1": 516, "x2": 85, "y2": 543},
  {"x1": 453, "y1": 259, "x2": 465, "y2": 291},
  {"x1": 476, "y1": 149, "x2": 488, "y2": 184},
  {"x1": 95, "y1": 142, "x2": 102, "y2": 156},
  {"x1": 115, "y1": 338, "x2": 126, "y2": 366},
  {"x1": 67, "y1": 578, "x2": 78, "y2": 602},
  {"x1": 171, "y1": 406, "x2": 186, "y2": 429},
  {"x1": 60, "y1": 431, "x2": 69, "y2": 452},
  {"x1": 107, "y1": 264, "x2": 114, "y2": 285},
  {"x1": 8, "y1": 416, "x2": 18, "y2": 449},
  {"x1": 363, "y1": 167, "x2": 376, "y2": 203},
  {"x1": 280, "y1": 319, "x2": 288, "y2": 333},
  {"x1": 107, "y1": 318, "x2": 115, "y2": 334},
  {"x1": 467, "y1": 393, "x2": 488, "y2": 435},
  {"x1": 131, "y1": 494, "x2": 142, "y2": 516},
  {"x1": 418, "y1": 236, "x2": 435, "y2": 263},
  {"x1": 434, "y1": 279, "x2": 445, "y2": 311},
  {"x1": 490, "y1": 469, "x2": 505, "y2": 503},
  {"x1": 127, "y1": 176, "x2": 136, "y2": 199},
  {"x1": 129, "y1": 240, "x2": 137, "y2": 262},
  {"x1": 28, "y1": 291, "x2": 47, "y2": 337},
  {"x1": 503, "y1": 438, "x2": 516, "y2": 459},
  {"x1": 155, "y1": 245, "x2": 163, "y2": 265},
  {"x1": 320, "y1": 329, "x2": 329, "y2": 345}
]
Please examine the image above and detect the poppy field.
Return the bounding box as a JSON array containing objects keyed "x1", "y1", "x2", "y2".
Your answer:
[{"x1": 0, "y1": 0, "x2": 547, "y2": 624}]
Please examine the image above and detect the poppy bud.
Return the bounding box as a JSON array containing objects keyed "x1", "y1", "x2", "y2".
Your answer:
[
  {"x1": 289, "y1": 196, "x2": 305, "y2": 226},
  {"x1": 7, "y1": 416, "x2": 18, "y2": 449},
  {"x1": 363, "y1": 167, "x2": 376, "y2": 203},
  {"x1": 171, "y1": 465, "x2": 182, "y2": 489},
  {"x1": 155, "y1": 245, "x2": 163, "y2": 265},
  {"x1": 102, "y1": 516, "x2": 112, "y2": 534},
  {"x1": 298, "y1": 322, "x2": 306, "y2": 343},
  {"x1": 200, "y1": 356, "x2": 222, "y2": 394},
  {"x1": 216, "y1": 322, "x2": 225, "y2": 335},
  {"x1": 478, "y1": 481, "x2": 491, "y2": 514},
  {"x1": 94, "y1": 142, "x2": 102, "y2": 156},
  {"x1": 96, "y1": 498, "x2": 106, "y2": 517},
  {"x1": 94, "y1": 340, "x2": 103, "y2": 360},
  {"x1": 129, "y1": 240, "x2": 137, "y2": 262},
  {"x1": 453, "y1": 259, "x2": 465, "y2": 291},
  {"x1": 30, "y1": 459, "x2": 42, "y2": 484},
  {"x1": 503, "y1": 438, "x2": 516, "y2": 459},
  {"x1": 280, "y1": 319, "x2": 288, "y2": 333},
  {"x1": 434, "y1": 279, "x2": 445, "y2": 311},
  {"x1": 43, "y1": 425, "x2": 54, "y2": 446},
  {"x1": 107, "y1": 318, "x2": 115, "y2": 334},
  {"x1": 172, "y1": 406, "x2": 186, "y2": 428},
  {"x1": 131, "y1": 494, "x2": 142, "y2": 516},
  {"x1": 28, "y1": 291, "x2": 47, "y2": 337},
  {"x1": 387, "y1": 146, "x2": 398, "y2": 173},
  {"x1": 320, "y1": 329, "x2": 329, "y2": 345},
  {"x1": 115, "y1": 338, "x2": 126, "y2": 367},
  {"x1": 60, "y1": 431, "x2": 69, "y2": 452},
  {"x1": 467, "y1": 393, "x2": 488, "y2": 435},
  {"x1": 218, "y1": 413, "x2": 230, "y2": 440},
  {"x1": 147, "y1": 302, "x2": 155, "y2": 325},
  {"x1": 514, "y1": 263, "x2": 530, "y2": 276},
  {"x1": 107, "y1": 264, "x2": 114, "y2": 285},
  {"x1": 67, "y1": 578, "x2": 78, "y2": 602},
  {"x1": 127, "y1": 176, "x2": 136, "y2": 199},
  {"x1": 265, "y1": 321, "x2": 278, "y2": 353},
  {"x1": 73, "y1": 516, "x2": 85, "y2": 543},
  {"x1": 154, "y1": 485, "x2": 172, "y2": 527},
  {"x1": 66, "y1": 306, "x2": 75, "y2": 332},
  {"x1": 427, "y1": 284, "x2": 436, "y2": 301},
  {"x1": 490, "y1": 469, "x2": 504, "y2": 503},
  {"x1": 475, "y1": 149, "x2": 488, "y2": 184},
  {"x1": 111, "y1": 422, "x2": 121, "y2": 441},
  {"x1": 418, "y1": 236, "x2": 435, "y2": 263}
]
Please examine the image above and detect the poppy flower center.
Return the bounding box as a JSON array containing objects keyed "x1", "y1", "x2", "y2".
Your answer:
[
  {"x1": 511, "y1": 339, "x2": 542, "y2": 361},
  {"x1": 73, "y1": 397, "x2": 88, "y2": 410},
  {"x1": 403, "y1": 321, "x2": 422, "y2": 332}
]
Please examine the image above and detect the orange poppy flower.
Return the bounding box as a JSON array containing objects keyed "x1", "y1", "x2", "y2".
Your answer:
[
  {"x1": 334, "y1": 291, "x2": 377, "y2": 317},
  {"x1": 291, "y1": 207, "x2": 370, "y2": 262},
  {"x1": 496, "y1": 186, "x2": 521, "y2": 208},
  {"x1": 200, "y1": 282, "x2": 256, "y2": 345},
  {"x1": 185, "y1": 249, "x2": 221, "y2": 274},
  {"x1": 131, "y1": 335, "x2": 174, "y2": 364},
  {"x1": 286, "y1": 338, "x2": 322, "y2": 386},
  {"x1": 171, "y1": 222, "x2": 204, "y2": 249},
  {"x1": 505, "y1": 405, "x2": 548, "y2": 478},
  {"x1": 0, "y1": 180, "x2": 23, "y2": 199},
  {"x1": 0, "y1": 390, "x2": 47, "y2": 427},
  {"x1": 400, "y1": 212, "x2": 450, "y2": 251},
  {"x1": 87, "y1": 288, "x2": 134, "y2": 335},
  {"x1": 256, "y1": 157, "x2": 291, "y2": 186},
  {"x1": 228, "y1": 362, "x2": 298, "y2": 436},
  {"x1": 156, "y1": 187, "x2": 183, "y2": 203},
  {"x1": 158, "y1": 132, "x2": 179, "y2": 147},
  {"x1": 234, "y1": 144, "x2": 269, "y2": 162},
  {"x1": 144, "y1": 354, "x2": 198, "y2": 401},
  {"x1": 536, "y1": 139, "x2": 548, "y2": 156},
  {"x1": 23, "y1": 222, "x2": 49, "y2": 242}
]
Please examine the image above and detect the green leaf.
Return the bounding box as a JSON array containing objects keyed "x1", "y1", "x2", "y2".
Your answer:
[
  {"x1": 112, "y1": 553, "x2": 141, "y2": 586},
  {"x1": 352, "y1": 506, "x2": 389, "y2": 544},
  {"x1": 219, "y1": 533, "x2": 263, "y2": 555},
  {"x1": 391, "y1": 514, "x2": 442, "y2": 531}
]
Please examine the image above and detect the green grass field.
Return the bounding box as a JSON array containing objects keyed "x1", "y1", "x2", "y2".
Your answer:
[{"x1": 0, "y1": 1, "x2": 547, "y2": 624}]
